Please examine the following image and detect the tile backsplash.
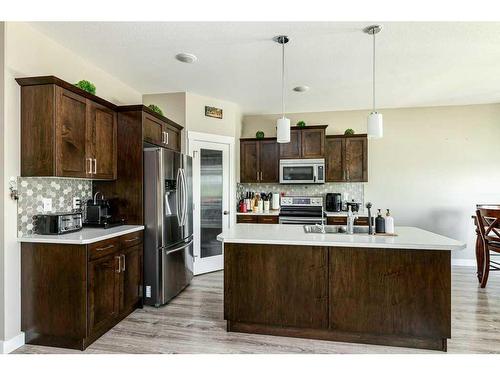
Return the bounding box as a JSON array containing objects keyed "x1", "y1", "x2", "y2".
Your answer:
[
  {"x1": 17, "y1": 177, "x2": 92, "y2": 237},
  {"x1": 237, "y1": 182, "x2": 364, "y2": 206}
]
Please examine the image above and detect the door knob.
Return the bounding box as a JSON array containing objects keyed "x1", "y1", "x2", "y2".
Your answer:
[{"x1": 223, "y1": 211, "x2": 229, "y2": 215}]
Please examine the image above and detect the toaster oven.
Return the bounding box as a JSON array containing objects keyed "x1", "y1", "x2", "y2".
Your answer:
[{"x1": 33, "y1": 212, "x2": 83, "y2": 235}]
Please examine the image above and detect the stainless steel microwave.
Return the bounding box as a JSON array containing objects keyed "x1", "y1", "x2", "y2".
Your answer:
[{"x1": 279, "y1": 159, "x2": 325, "y2": 184}]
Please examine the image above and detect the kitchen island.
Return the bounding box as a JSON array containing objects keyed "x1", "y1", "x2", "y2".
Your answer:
[{"x1": 217, "y1": 225, "x2": 465, "y2": 351}]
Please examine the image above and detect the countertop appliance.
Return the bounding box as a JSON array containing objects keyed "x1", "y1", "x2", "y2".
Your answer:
[
  {"x1": 33, "y1": 212, "x2": 83, "y2": 235},
  {"x1": 144, "y1": 147, "x2": 193, "y2": 307},
  {"x1": 279, "y1": 159, "x2": 325, "y2": 184},
  {"x1": 271, "y1": 192, "x2": 280, "y2": 210},
  {"x1": 325, "y1": 193, "x2": 342, "y2": 212},
  {"x1": 279, "y1": 196, "x2": 325, "y2": 225},
  {"x1": 83, "y1": 193, "x2": 125, "y2": 229}
]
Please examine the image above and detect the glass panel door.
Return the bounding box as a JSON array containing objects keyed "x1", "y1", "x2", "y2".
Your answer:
[
  {"x1": 200, "y1": 149, "x2": 223, "y2": 259},
  {"x1": 190, "y1": 139, "x2": 230, "y2": 275}
]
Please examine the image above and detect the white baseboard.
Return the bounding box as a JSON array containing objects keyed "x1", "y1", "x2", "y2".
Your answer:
[
  {"x1": 452, "y1": 258, "x2": 476, "y2": 267},
  {"x1": 0, "y1": 332, "x2": 25, "y2": 354}
]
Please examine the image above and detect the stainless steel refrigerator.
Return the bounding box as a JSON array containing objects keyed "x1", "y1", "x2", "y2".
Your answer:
[{"x1": 143, "y1": 147, "x2": 193, "y2": 307}]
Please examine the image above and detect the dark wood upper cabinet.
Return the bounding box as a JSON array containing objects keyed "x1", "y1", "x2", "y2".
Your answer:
[
  {"x1": 240, "y1": 140, "x2": 259, "y2": 182},
  {"x1": 326, "y1": 134, "x2": 368, "y2": 182},
  {"x1": 279, "y1": 128, "x2": 301, "y2": 159},
  {"x1": 325, "y1": 136, "x2": 344, "y2": 181},
  {"x1": 301, "y1": 128, "x2": 325, "y2": 158},
  {"x1": 279, "y1": 125, "x2": 327, "y2": 159},
  {"x1": 345, "y1": 137, "x2": 368, "y2": 182},
  {"x1": 259, "y1": 140, "x2": 279, "y2": 182},
  {"x1": 120, "y1": 105, "x2": 183, "y2": 152},
  {"x1": 240, "y1": 138, "x2": 279, "y2": 183},
  {"x1": 143, "y1": 112, "x2": 164, "y2": 146},
  {"x1": 55, "y1": 87, "x2": 89, "y2": 178},
  {"x1": 17, "y1": 76, "x2": 118, "y2": 180},
  {"x1": 87, "y1": 101, "x2": 117, "y2": 180}
]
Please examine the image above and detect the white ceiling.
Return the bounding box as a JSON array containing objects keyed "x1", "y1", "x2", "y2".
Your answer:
[{"x1": 30, "y1": 22, "x2": 500, "y2": 114}]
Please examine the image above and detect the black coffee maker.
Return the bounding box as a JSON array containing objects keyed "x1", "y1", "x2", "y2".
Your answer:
[
  {"x1": 325, "y1": 193, "x2": 342, "y2": 212},
  {"x1": 84, "y1": 192, "x2": 124, "y2": 228}
]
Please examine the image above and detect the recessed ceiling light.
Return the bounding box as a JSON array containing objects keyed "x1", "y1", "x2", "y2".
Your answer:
[
  {"x1": 293, "y1": 86, "x2": 310, "y2": 92},
  {"x1": 175, "y1": 53, "x2": 197, "y2": 64}
]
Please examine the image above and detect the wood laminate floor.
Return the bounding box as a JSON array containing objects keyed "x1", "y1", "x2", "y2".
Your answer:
[{"x1": 13, "y1": 266, "x2": 500, "y2": 354}]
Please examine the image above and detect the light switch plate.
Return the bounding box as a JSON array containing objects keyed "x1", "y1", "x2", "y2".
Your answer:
[
  {"x1": 72, "y1": 197, "x2": 81, "y2": 210},
  {"x1": 42, "y1": 198, "x2": 52, "y2": 212},
  {"x1": 146, "y1": 286, "x2": 151, "y2": 298}
]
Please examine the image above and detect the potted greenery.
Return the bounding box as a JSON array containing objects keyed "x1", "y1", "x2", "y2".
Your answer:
[
  {"x1": 74, "y1": 80, "x2": 96, "y2": 95},
  {"x1": 296, "y1": 120, "x2": 306, "y2": 128},
  {"x1": 148, "y1": 104, "x2": 164, "y2": 116},
  {"x1": 344, "y1": 128, "x2": 355, "y2": 135},
  {"x1": 256, "y1": 131, "x2": 265, "y2": 139}
]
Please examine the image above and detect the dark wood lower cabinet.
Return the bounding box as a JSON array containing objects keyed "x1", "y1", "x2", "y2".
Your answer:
[
  {"x1": 224, "y1": 244, "x2": 328, "y2": 329},
  {"x1": 236, "y1": 215, "x2": 279, "y2": 224},
  {"x1": 224, "y1": 243, "x2": 451, "y2": 351},
  {"x1": 21, "y1": 231, "x2": 143, "y2": 350}
]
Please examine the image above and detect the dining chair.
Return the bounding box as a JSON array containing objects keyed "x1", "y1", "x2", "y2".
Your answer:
[{"x1": 475, "y1": 206, "x2": 500, "y2": 287}]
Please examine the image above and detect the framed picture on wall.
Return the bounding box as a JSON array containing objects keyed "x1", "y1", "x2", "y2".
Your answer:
[{"x1": 205, "y1": 106, "x2": 223, "y2": 119}]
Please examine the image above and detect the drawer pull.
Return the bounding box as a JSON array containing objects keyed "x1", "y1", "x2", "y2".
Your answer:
[
  {"x1": 124, "y1": 237, "x2": 140, "y2": 242},
  {"x1": 95, "y1": 244, "x2": 115, "y2": 251}
]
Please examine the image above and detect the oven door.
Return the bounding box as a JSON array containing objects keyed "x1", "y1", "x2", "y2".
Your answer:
[{"x1": 278, "y1": 216, "x2": 325, "y2": 225}]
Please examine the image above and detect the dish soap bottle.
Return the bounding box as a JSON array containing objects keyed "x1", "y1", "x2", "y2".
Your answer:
[
  {"x1": 385, "y1": 209, "x2": 394, "y2": 234},
  {"x1": 375, "y1": 209, "x2": 386, "y2": 234}
]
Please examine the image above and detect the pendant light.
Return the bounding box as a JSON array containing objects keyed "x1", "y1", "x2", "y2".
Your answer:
[
  {"x1": 364, "y1": 25, "x2": 383, "y2": 139},
  {"x1": 274, "y1": 35, "x2": 290, "y2": 143}
]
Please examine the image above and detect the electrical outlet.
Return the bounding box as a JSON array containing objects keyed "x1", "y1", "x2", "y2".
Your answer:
[
  {"x1": 72, "y1": 197, "x2": 81, "y2": 210},
  {"x1": 146, "y1": 286, "x2": 151, "y2": 298},
  {"x1": 42, "y1": 198, "x2": 52, "y2": 212}
]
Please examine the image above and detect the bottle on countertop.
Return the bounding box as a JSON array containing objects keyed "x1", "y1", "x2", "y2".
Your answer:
[
  {"x1": 375, "y1": 209, "x2": 386, "y2": 234},
  {"x1": 385, "y1": 209, "x2": 394, "y2": 234}
]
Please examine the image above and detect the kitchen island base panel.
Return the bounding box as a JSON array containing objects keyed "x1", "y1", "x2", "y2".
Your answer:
[
  {"x1": 224, "y1": 243, "x2": 451, "y2": 352},
  {"x1": 227, "y1": 321, "x2": 447, "y2": 352}
]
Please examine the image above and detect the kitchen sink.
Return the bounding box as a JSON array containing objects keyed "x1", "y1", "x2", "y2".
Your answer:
[{"x1": 303, "y1": 224, "x2": 370, "y2": 234}]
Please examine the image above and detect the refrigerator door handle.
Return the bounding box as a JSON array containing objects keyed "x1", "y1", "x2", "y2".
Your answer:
[
  {"x1": 176, "y1": 168, "x2": 183, "y2": 227},
  {"x1": 165, "y1": 238, "x2": 194, "y2": 255},
  {"x1": 180, "y1": 168, "x2": 188, "y2": 226}
]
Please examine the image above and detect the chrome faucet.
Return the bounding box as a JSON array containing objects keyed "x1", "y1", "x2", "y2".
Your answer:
[
  {"x1": 315, "y1": 205, "x2": 327, "y2": 234},
  {"x1": 346, "y1": 206, "x2": 358, "y2": 234},
  {"x1": 93, "y1": 191, "x2": 104, "y2": 205}
]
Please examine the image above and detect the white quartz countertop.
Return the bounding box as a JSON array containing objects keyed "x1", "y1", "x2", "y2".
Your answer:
[
  {"x1": 236, "y1": 210, "x2": 365, "y2": 217},
  {"x1": 17, "y1": 225, "x2": 145, "y2": 245},
  {"x1": 217, "y1": 225, "x2": 465, "y2": 251}
]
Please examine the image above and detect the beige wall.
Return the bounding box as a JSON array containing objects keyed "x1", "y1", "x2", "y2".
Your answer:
[
  {"x1": 243, "y1": 103, "x2": 500, "y2": 260},
  {"x1": 0, "y1": 22, "x2": 5, "y2": 343},
  {"x1": 1, "y1": 22, "x2": 142, "y2": 345},
  {"x1": 143, "y1": 92, "x2": 186, "y2": 127}
]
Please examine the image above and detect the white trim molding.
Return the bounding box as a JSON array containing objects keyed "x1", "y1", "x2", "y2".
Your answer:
[
  {"x1": 1, "y1": 332, "x2": 25, "y2": 354},
  {"x1": 452, "y1": 258, "x2": 476, "y2": 267}
]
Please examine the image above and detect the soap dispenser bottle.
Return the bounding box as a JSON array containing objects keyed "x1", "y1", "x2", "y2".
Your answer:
[
  {"x1": 385, "y1": 209, "x2": 395, "y2": 234},
  {"x1": 375, "y1": 209, "x2": 386, "y2": 234}
]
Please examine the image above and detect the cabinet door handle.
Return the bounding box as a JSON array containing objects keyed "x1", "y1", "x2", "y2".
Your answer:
[
  {"x1": 256, "y1": 171, "x2": 259, "y2": 181},
  {"x1": 93, "y1": 158, "x2": 97, "y2": 174},
  {"x1": 115, "y1": 255, "x2": 121, "y2": 273},
  {"x1": 346, "y1": 169, "x2": 350, "y2": 180},
  {"x1": 86, "y1": 158, "x2": 92, "y2": 174},
  {"x1": 121, "y1": 254, "x2": 126, "y2": 272},
  {"x1": 260, "y1": 171, "x2": 263, "y2": 181},
  {"x1": 165, "y1": 132, "x2": 169, "y2": 145},
  {"x1": 95, "y1": 244, "x2": 115, "y2": 251},
  {"x1": 124, "y1": 237, "x2": 140, "y2": 242}
]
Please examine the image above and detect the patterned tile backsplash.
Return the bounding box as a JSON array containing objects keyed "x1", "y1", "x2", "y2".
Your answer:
[
  {"x1": 17, "y1": 177, "x2": 92, "y2": 237},
  {"x1": 237, "y1": 182, "x2": 364, "y2": 206}
]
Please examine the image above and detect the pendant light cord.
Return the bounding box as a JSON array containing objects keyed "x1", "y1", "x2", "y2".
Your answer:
[
  {"x1": 281, "y1": 38, "x2": 285, "y2": 118},
  {"x1": 372, "y1": 31, "x2": 376, "y2": 112}
]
